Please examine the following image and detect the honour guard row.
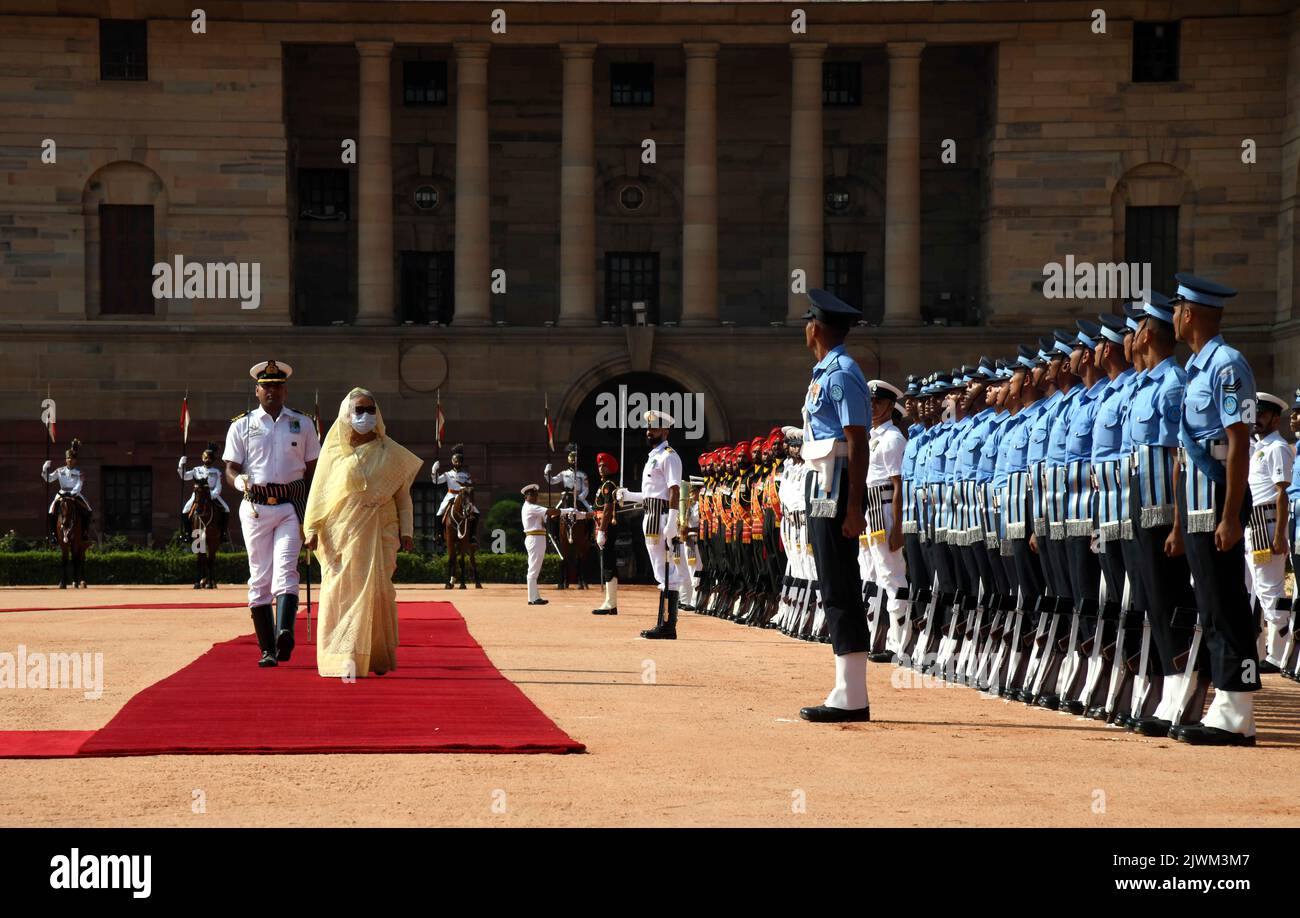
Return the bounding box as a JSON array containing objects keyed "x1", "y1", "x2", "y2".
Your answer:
[{"x1": 686, "y1": 278, "x2": 1300, "y2": 743}]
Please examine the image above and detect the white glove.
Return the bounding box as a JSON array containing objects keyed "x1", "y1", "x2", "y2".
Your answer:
[
  {"x1": 664, "y1": 509, "x2": 679, "y2": 542},
  {"x1": 430, "y1": 460, "x2": 440, "y2": 479},
  {"x1": 42, "y1": 460, "x2": 51, "y2": 473},
  {"x1": 616, "y1": 488, "x2": 644, "y2": 503},
  {"x1": 596, "y1": 530, "x2": 607, "y2": 549},
  {"x1": 544, "y1": 463, "x2": 553, "y2": 476},
  {"x1": 178, "y1": 456, "x2": 187, "y2": 471},
  {"x1": 234, "y1": 474, "x2": 249, "y2": 493}
]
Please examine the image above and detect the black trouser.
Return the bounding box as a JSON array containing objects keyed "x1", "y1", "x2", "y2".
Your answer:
[
  {"x1": 1177, "y1": 485, "x2": 1259, "y2": 693},
  {"x1": 599, "y1": 523, "x2": 622, "y2": 578},
  {"x1": 809, "y1": 469, "x2": 871, "y2": 656},
  {"x1": 1010, "y1": 538, "x2": 1045, "y2": 608},
  {"x1": 998, "y1": 549, "x2": 1019, "y2": 600},
  {"x1": 1133, "y1": 522, "x2": 1193, "y2": 676},
  {"x1": 1064, "y1": 534, "x2": 1102, "y2": 640},
  {"x1": 1044, "y1": 532, "x2": 1073, "y2": 601},
  {"x1": 929, "y1": 540, "x2": 958, "y2": 594},
  {"x1": 1097, "y1": 540, "x2": 1126, "y2": 607},
  {"x1": 1034, "y1": 529, "x2": 1059, "y2": 597},
  {"x1": 971, "y1": 540, "x2": 1000, "y2": 599},
  {"x1": 904, "y1": 532, "x2": 931, "y2": 592},
  {"x1": 956, "y1": 545, "x2": 980, "y2": 596}
]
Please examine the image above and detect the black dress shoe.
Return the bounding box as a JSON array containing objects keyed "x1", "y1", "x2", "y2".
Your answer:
[
  {"x1": 1135, "y1": 716, "x2": 1172, "y2": 737},
  {"x1": 1085, "y1": 706, "x2": 1107, "y2": 720},
  {"x1": 591, "y1": 607, "x2": 618, "y2": 615},
  {"x1": 641, "y1": 625, "x2": 676, "y2": 640},
  {"x1": 528, "y1": 598, "x2": 549, "y2": 605},
  {"x1": 258, "y1": 651, "x2": 278, "y2": 668},
  {"x1": 679, "y1": 603, "x2": 695, "y2": 612},
  {"x1": 1258, "y1": 660, "x2": 1280, "y2": 675},
  {"x1": 1060, "y1": 699, "x2": 1086, "y2": 716},
  {"x1": 1037, "y1": 693, "x2": 1060, "y2": 710},
  {"x1": 1175, "y1": 724, "x2": 1256, "y2": 747},
  {"x1": 799, "y1": 704, "x2": 871, "y2": 723},
  {"x1": 868, "y1": 651, "x2": 895, "y2": 664}
]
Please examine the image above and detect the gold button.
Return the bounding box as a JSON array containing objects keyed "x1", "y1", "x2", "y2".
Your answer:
[{"x1": 268, "y1": 497, "x2": 279, "y2": 505}]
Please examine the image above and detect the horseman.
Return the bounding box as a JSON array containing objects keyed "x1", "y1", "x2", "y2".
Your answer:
[
  {"x1": 431, "y1": 443, "x2": 479, "y2": 544},
  {"x1": 42, "y1": 439, "x2": 92, "y2": 542},
  {"x1": 178, "y1": 441, "x2": 230, "y2": 540},
  {"x1": 546, "y1": 443, "x2": 592, "y2": 511}
]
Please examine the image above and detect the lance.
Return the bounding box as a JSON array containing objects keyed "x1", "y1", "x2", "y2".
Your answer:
[{"x1": 305, "y1": 547, "x2": 313, "y2": 642}]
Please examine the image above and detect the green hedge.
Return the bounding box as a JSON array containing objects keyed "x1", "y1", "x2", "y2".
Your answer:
[{"x1": 0, "y1": 550, "x2": 560, "y2": 586}]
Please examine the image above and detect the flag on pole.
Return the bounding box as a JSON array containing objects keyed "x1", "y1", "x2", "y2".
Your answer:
[
  {"x1": 180, "y1": 391, "x2": 190, "y2": 447},
  {"x1": 313, "y1": 389, "x2": 323, "y2": 440},
  {"x1": 43, "y1": 386, "x2": 56, "y2": 443},
  {"x1": 544, "y1": 393, "x2": 555, "y2": 452},
  {"x1": 435, "y1": 390, "x2": 445, "y2": 449}
]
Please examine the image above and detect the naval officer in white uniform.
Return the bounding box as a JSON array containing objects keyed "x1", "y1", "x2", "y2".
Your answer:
[
  {"x1": 224, "y1": 359, "x2": 321, "y2": 668},
  {"x1": 617, "y1": 409, "x2": 684, "y2": 639}
]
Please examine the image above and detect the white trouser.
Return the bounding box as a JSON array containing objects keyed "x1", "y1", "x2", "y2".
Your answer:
[
  {"x1": 1244, "y1": 527, "x2": 1288, "y2": 626},
  {"x1": 50, "y1": 494, "x2": 92, "y2": 514},
  {"x1": 643, "y1": 529, "x2": 675, "y2": 590},
  {"x1": 677, "y1": 541, "x2": 697, "y2": 604},
  {"x1": 184, "y1": 494, "x2": 230, "y2": 514},
  {"x1": 1244, "y1": 527, "x2": 1288, "y2": 663},
  {"x1": 240, "y1": 500, "x2": 301, "y2": 607},
  {"x1": 864, "y1": 531, "x2": 909, "y2": 652},
  {"x1": 525, "y1": 534, "x2": 546, "y2": 602}
]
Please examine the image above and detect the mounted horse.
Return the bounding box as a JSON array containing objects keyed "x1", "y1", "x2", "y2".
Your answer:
[
  {"x1": 54, "y1": 493, "x2": 87, "y2": 589},
  {"x1": 187, "y1": 479, "x2": 223, "y2": 589},
  {"x1": 443, "y1": 487, "x2": 482, "y2": 590}
]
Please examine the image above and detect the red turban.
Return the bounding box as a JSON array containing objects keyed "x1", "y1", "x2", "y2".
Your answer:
[{"x1": 595, "y1": 452, "x2": 619, "y2": 473}]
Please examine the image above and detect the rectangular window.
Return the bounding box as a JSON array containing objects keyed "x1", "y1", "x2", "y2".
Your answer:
[
  {"x1": 824, "y1": 252, "x2": 865, "y2": 315},
  {"x1": 400, "y1": 251, "x2": 455, "y2": 325},
  {"x1": 99, "y1": 204, "x2": 155, "y2": 316},
  {"x1": 1132, "y1": 21, "x2": 1180, "y2": 83},
  {"x1": 1124, "y1": 206, "x2": 1178, "y2": 299},
  {"x1": 610, "y1": 62, "x2": 654, "y2": 106},
  {"x1": 411, "y1": 482, "x2": 439, "y2": 553},
  {"x1": 403, "y1": 61, "x2": 448, "y2": 106},
  {"x1": 100, "y1": 19, "x2": 148, "y2": 81},
  {"x1": 297, "y1": 169, "x2": 349, "y2": 221},
  {"x1": 103, "y1": 466, "x2": 152, "y2": 533},
  {"x1": 604, "y1": 252, "x2": 660, "y2": 325},
  {"x1": 822, "y1": 61, "x2": 861, "y2": 106}
]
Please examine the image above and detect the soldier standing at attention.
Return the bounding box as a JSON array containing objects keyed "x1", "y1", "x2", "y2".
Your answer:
[
  {"x1": 1169, "y1": 274, "x2": 1261, "y2": 746},
  {"x1": 795, "y1": 289, "x2": 872, "y2": 724}
]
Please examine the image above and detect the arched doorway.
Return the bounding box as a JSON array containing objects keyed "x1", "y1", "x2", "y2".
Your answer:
[{"x1": 566, "y1": 371, "x2": 712, "y2": 583}]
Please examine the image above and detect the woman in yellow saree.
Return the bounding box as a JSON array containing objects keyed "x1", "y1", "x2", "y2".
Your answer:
[{"x1": 303, "y1": 388, "x2": 423, "y2": 678}]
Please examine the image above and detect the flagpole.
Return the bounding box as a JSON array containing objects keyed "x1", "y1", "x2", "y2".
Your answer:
[
  {"x1": 182, "y1": 387, "x2": 189, "y2": 450},
  {"x1": 43, "y1": 385, "x2": 50, "y2": 537},
  {"x1": 618, "y1": 384, "x2": 625, "y2": 490}
]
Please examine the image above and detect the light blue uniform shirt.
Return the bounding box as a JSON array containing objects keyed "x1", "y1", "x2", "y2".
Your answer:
[
  {"x1": 1180, "y1": 334, "x2": 1257, "y2": 443},
  {"x1": 803, "y1": 344, "x2": 870, "y2": 441},
  {"x1": 1129, "y1": 357, "x2": 1185, "y2": 449},
  {"x1": 1027, "y1": 391, "x2": 1062, "y2": 466},
  {"x1": 1046, "y1": 385, "x2": 1082, "y2": 467},
  {"x1": 1065, "y1": 378, "x2": 1108, "y2": 463},
  {"x1": 1091, "y1": 369, "x2": 1134, "y2": 465},
  {"x1": 979, "y1": 410, "x2": 1012, "y2": 484}
]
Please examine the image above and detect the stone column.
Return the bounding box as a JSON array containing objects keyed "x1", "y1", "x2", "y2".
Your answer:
[
  {"x1": 558, "y1": 43, "x2": 597, "y2": 326},
  {"x1": 787, "y1": 42, "x2": 826, "y2": 323},
  {"x1": 355, "y1": 41, "x2": 394, "y2": 325},
  {"x1": 454, "y1": 42, "x2": 492, "y2": 325},
  {"x1": 884, "y1": 41, "x2": 925, "y2": 326},
  {"x1": 681, "y1": 41, "x2": 719, "y2": 325}
]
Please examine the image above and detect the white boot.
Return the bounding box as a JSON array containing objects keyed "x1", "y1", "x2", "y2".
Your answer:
[
  {"x1": 604, "y1": 577, "x2": 619, "y2": 611},
  {"x1": 1201, "y1": 689, "x2": 1256, "y2": 737},
  {"x1": 824, "y1": 652, "x2": 869, "y2": 711},
  {"x1": 1154, "y1": 673, "x2": 1183, "y2": 722}
]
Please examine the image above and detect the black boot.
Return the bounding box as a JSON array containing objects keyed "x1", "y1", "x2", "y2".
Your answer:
[
  {"x1": 251, "y1": 605, "x2": 278, "y2": 667},
  {"x1": 642, "y1": 590, "x2": 679, "y2": 640},
  {"x1": 275, "y1": 593, "x2": 299, "y2": 662}
]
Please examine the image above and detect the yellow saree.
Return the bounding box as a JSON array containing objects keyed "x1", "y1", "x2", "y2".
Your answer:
[{"x1": 304, "y1": 390, "x2": 423, "y2": 678}]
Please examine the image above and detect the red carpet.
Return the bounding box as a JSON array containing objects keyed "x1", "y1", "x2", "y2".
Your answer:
[
  {"x1": 1, "y1": 602, "x2": 243, "y2": 614},
  {"x1": 0, "y1": 602, "x2": 584, "y2": 757}
]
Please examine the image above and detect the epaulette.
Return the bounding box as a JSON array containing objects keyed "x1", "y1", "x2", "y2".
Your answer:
[
  {"x1": 231, "y1": 410, "x2": 248, "y2": 422},
  {"x1": 664, "y1": 446, "x2": 674, "y2": 453}
]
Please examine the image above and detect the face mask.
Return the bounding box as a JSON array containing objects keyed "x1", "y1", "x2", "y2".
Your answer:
[{"x1": 351, "y1": 412, "x2": 378, "y2": 435}]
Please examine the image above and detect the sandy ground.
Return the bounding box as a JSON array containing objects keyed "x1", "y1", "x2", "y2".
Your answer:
[{"x1": 0, "y1": 582, "x2": 1297, "y2": 827}]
